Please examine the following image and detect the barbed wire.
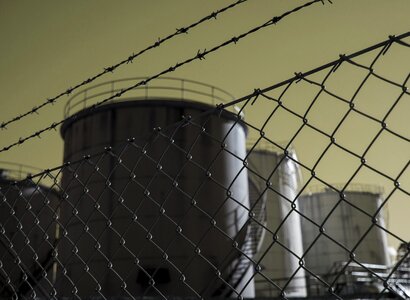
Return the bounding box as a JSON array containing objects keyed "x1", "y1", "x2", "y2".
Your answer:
[
  {"x1": 0, "y1": 0, "x2": 249, "y2": 131},
  {"x1": 1, "y1": 32, "x2": 408, "y2": 198},
  {"x1": 0, "y1": 0, "x2": 332, "y2": 154}
]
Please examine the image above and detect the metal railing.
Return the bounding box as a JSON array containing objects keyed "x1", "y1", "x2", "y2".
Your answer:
[
  {"x1": 302, "y1": 183, "x2": 385, "y2": 196},
  {"x1": 64, "y1": 77, "x2": 236, "y2": 118},
  {"x1": 0, "y1": 162, "x2": 43, "y2": 182},
  {"x1": 246, "y1": 138, "x2": 293, "y2": 155}
]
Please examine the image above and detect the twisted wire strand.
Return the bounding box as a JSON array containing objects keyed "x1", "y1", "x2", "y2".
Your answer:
[
  {"x1": 0, "y1": 0, "x2": 332, "y2": 154},
  {"x1": 0, "y1": 0, "x2": 249, "y2": 131}
]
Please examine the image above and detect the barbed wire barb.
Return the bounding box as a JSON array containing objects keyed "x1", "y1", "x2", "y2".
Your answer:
[
  {"x1": 0, "y1": 0, "x2": 332, "y2": 154},
  {"x1": 0, "y1": 0, "x2": 249, "y2": 131}
]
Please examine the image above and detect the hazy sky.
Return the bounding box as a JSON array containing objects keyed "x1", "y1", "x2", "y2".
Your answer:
[{"x1": 0, "y1": 1, "x2": 409, "y2": 249}]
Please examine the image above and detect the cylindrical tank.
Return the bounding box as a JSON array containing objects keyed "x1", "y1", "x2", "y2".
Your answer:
[
  {"x1": 0, "y1": 163, "x2": 59, "y2": 299},
  {"x1": 247, "y1": 143, "x2": 307, "y2": 298},
  {"x1": 298, "y1": 186, "x2": 391, "y2": 295},
  {"x1": 57, "y1": 79, "x2": 253, "y2": 298}
]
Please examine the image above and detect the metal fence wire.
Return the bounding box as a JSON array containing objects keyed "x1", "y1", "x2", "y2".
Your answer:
[{"x1": 0, "y1": 32, "x2": 409, "y2": 300}]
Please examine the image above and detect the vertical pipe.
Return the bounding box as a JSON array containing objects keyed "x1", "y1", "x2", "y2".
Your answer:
[
  {"x1": 181, "y1": 79, "x2": 185, "y2": 100},
  {"x1": 211, "y1": 87, "x2": 215, "y2": 105}
]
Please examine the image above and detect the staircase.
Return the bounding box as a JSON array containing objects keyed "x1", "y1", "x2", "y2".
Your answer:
[
  {"x1": 308, "y1": 261, "x2": 410, "y2": 299},
  {"x1": 212, "y1": 177, "x2": 267, "y2": 297}
]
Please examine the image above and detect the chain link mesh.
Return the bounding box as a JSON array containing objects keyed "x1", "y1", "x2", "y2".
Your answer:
[{"x1": 0, "y1": 32, "x2": 409, "y2": 299}]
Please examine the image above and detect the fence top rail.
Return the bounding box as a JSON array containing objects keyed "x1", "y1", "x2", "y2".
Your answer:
[{"x1": 223, "y1": 32, "x2": 410, "y2": 109}]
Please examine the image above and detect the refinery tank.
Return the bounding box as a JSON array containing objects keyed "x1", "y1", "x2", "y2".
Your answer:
[
  {"x1": 57, "y1": 78, "x2": 254, "y2": 298},
  {"x1": 298, "y1": 185, "x2": 391, "y2": 295},
  {"x1": 246, "y1": 142, "x2": 307, "y2": 298},
  {"x1": 0, "y1": 163, "x2": 59, "y2": 299}
]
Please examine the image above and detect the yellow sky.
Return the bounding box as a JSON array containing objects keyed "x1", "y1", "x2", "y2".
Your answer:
[{"x1": 0, "y1": 0, "x2": 409, "y2": 249}]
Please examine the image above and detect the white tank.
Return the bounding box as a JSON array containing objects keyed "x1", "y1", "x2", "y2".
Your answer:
[
  {"x1": 0, "y1": 163, "x2": 59, "y2": 299},
  {"x1": 57, "y1": 79, "x2": 254, "y2": 298},
  {"x1": 298, "y1": 185, "x2": 391, "y2": 295},
  {"x1": 247, "y1": 143, "x2": 307, "y2": 298}
]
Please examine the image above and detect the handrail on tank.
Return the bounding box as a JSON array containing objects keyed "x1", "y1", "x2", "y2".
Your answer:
[
  {"x1": 0, "y1": 161, "x2": 43, "y2": 181},
  {"x1": 302, "y1": 183, "x2": 385, "y2": 196},
  {"x1": 246, "y1": 138, "x2": 295, "y2": 154},
  {"x1": 0, "y1": 162, "x2": 61, "y2": 192},
  {"x1": 64, "y1": 77, "x2": 236, "y2": 118}
]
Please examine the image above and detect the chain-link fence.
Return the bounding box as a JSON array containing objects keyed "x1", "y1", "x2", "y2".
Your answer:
[{"x1": 0, "y1": 32, "x2": 409, "y2": 299}]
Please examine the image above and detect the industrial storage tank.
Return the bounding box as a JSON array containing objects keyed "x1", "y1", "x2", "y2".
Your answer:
[
  {"x1": 0, "y1": 162, "x2": 59, "y2": 299},
  {"x1": 246, "y1": 142, "x2": 307, "y2": 298},
  {"x1": 298, "y1": 185, "x2": 391, "y2": 296},
  {"x1": 57, "y1": 78, "x2": 254, "y2": 298}
]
